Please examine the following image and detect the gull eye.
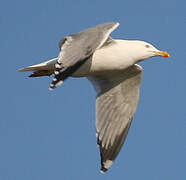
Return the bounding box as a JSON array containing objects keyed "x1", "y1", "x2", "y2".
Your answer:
[{"x1": 145, "y1": 44, "x2": 150, "y2": 48}]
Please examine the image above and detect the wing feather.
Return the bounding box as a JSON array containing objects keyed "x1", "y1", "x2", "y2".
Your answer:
[
  {"x1": 88, "y1": 64, "x2": 143, "y2": 172},
  {"x1": 49, "y1": 22, "x2": 119, "y2": 90}
]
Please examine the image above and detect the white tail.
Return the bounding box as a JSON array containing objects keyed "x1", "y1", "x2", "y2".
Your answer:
[
  {"x1": 18, "y1": 57, "x2": 58, "y2": 77},
  {"x1": 19, "y1": 57, "x2": 58, "y2": 72}
]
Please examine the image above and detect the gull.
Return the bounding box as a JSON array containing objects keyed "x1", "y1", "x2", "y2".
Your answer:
[{"x1": 19, "y1": 22, "x2": 170, "y2": 172}]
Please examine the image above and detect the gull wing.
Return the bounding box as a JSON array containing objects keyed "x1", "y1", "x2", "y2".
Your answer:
[
  {"x1": 49, "y1": 22, "x2": 119, "y2": 90},
  {"x1": 88, "y1": 64, "x2": 143, "y2": 172}
]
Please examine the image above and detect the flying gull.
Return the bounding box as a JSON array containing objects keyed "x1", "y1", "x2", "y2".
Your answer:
[{"x1": 19, "y1": 22, "x2": 170, "y2": 172}]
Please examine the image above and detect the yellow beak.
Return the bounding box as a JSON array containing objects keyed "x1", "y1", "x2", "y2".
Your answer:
[{"x1": 155, "y1": 51, "x2": 170, "y2": 58}]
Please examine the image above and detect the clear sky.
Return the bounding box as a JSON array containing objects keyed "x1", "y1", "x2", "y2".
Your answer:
[{"x1": 0, "y1": 0, "x2": 186, "y2": 179}]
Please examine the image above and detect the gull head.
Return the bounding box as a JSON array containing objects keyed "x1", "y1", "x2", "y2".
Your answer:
[{"x1": 125, "y1": 40, "x2": 170, "y2": 62}]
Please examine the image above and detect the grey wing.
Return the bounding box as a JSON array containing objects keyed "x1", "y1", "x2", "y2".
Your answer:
[
  {"x1": 49, "y1": 22, "x2": 119, "y2": 90},
  {"x1": 88, "y1": 64, "x2": 143, "y2": 172}
]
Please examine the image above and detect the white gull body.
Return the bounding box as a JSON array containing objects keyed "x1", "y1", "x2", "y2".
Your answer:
[
  {"x1": 73, "y1": 39, "x2": 158, "y2": 77},
  {"x1": 19, "y1": 22, "x2": 170, "y2": 172}
]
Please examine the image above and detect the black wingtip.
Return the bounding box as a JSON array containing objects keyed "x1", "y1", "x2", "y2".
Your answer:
[
  {"x1": 49, "y1": 83, "x2": 56, "y2": 91},
  {"x1": 49, "y1": 87, "x2": 54, "y2": 91},
  {"x1": 100, "y1": 166, "x2": 108, "y2": 174}
]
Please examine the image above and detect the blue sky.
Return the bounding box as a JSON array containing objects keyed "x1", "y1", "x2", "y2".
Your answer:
[{"x1": 0, "y1": 0, "x2": 186, "y2": 179}]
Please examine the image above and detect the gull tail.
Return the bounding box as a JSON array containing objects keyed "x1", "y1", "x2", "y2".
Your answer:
[{"x1": 19, "y1": 57, "x2": 58, "y2": 77}]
